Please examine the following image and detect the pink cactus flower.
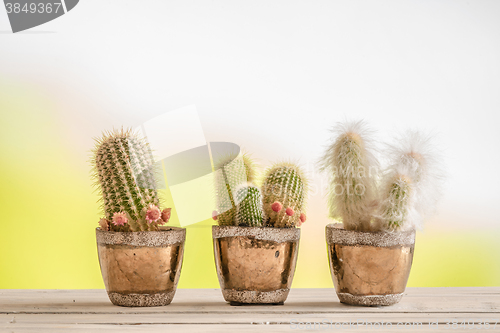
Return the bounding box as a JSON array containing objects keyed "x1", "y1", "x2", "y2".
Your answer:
[
  {"x1": 112, "y1": 212, "x2": 128, "y2": 226},
  {"x1": 300, "y1": 213, "x2": 306, "y2": 223},
  {"x1": 160, "y1": 208, "x2": 172, "y2": 225},
  {"x1": 98, "y1": 218, "x2": 109, "y2": 231},
  {"x1": 285, "y1": 207, "x2": 295, "y2": 216},
  {"x1": 271, "y1": 201, "x2": 283, "y2": 212},
  {"x1": 212, "y1": 210, "x2": 218, "y2": 220},
  {"x1": 145, "y1": 204, "x2": 161, "y2": 223},
  {"x1": 297, "y1": 220, "x2": 303, "y2": 227}
]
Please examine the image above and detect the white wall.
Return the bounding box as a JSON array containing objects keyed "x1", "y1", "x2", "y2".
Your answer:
[{"x1": 1, "y1": 0, "x2": 499, "y2": 228}]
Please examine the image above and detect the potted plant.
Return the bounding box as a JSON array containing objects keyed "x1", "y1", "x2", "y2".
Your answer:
[
  {"x1": 91, "y1": 129, "x2": 185, "y2": 307},
  {"x1": 212, "y1": 154, "x2": 308, "y2": 305},
  {"x1": 320, "y1": 121, "x2": 443, "y2": 306}
]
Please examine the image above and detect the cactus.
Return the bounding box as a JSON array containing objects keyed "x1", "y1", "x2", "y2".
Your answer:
[
  {"x1": 320, "y1": 121, "x2": 444, "y2": 232},
  {"x1": 386, "y1": 131, "x2": 443, "y2": 221},
  {"x1": 377, "y1": 169, "x2": 416, "y2": 231},
  {"x1": 235, "y1": 184, "x2": 264, "y2": 227},
  {"x1": 212, "y1": 152, "x2": 307, "y2": 228},
  {"x1": 319, "y1": 120, "x2": 378, "y2": 231},
  {"x1": 213, "y1": 152, "x2": 256, "y2": 226},
  {"x1": 376, "y1": 131, "x2": 443, "y2": 231},
  {"x1": 262, "y1": 162, "x2": 308, "y2": 228},
  {"x1": 91, "y1": 129, "x2": 171, "y2": 232}
]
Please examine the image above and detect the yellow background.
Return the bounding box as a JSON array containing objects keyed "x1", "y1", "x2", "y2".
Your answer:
[{"x1": 1, "y1": 81, "x2": 499, "y2": 289}]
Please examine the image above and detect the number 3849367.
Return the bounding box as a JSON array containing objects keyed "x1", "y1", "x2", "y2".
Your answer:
[{"x1": 5, "y1": 3, "x2": 62, "y2": 14}]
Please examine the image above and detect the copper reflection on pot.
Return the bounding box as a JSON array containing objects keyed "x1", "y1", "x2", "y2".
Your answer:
[
  {"x1": 213, "y1": 226, "x2": 300, "y2": 304},
  {"x1": 326, "y1": 223, "x2": 415, "y2": 306},
  {"x1": 96, "y1": 227, "x2": 185, "y2": 307}
]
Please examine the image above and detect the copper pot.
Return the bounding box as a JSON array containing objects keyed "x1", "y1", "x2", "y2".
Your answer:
[
  {"x1": 213, "y1": 226, "x2": 300, "y2": 305},
  {"x1": 326, "y1": 223, "x2": 415, "y2": 306},
  {"x1": 96, "y1": 227, "x2": 185, "y2": 307}
]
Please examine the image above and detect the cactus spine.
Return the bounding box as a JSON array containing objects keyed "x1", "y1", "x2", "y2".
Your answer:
[
  {"x1": 92, "y1": 129, "x2": 160, "y2": 232},
  {"x1": 378, "y1": 171, "x2": 414, "y2": 230},
  {"x1": 262, "y1": 162, "x2": 307, "y2": 228},
  {"x1": 214, "y1": 153, "x2": 256, "y2": 226},
  {"x1": 235, "y1": 185, "x2": 264, "y2": 227},
  {"x1": 319, "y1": 121, "x2": 378, "y2": 232},
  {"x1": 321, "y1": 121, "x2": 444, "y2": 232},
  {"x1": 377, "y1": 131, "x2": 443, "y2": 231}
]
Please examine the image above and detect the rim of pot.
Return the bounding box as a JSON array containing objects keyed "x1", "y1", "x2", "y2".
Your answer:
[
  {"x1": 96, "y1": 226, "x2": 186, "y2": 246},
  {"x1": 325, "y1": 223, "x2": 415, "y2": 247},
  {"x1": 212, "y1": 225, "x2": 300, "y2": 242}
]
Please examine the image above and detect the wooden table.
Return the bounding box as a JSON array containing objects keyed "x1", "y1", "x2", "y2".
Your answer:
[{"x1": 1, "y1": 288, "x2": 499, "y2": 332}]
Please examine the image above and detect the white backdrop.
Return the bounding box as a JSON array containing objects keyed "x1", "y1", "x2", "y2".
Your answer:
[{"x1": 1, "y1": 0, "x2": 499, "y2": 229}]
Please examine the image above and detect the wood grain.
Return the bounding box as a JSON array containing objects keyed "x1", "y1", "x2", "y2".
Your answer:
[{"x1": 1, "y1": 288, "x2": 499, "y2": 332}]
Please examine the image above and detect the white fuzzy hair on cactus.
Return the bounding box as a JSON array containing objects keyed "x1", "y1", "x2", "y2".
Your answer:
[
  {"x1": 380, "y1": 130, "x2": 444, "y2": 231},
  {"x1": 376, "y1": 163, "x2": 419, "y2": 231},
  {"x1": 319, "y1": 120, "x2": 380, "y2": 231},
  {"x1": 321, "y1": 120, "x2": 445, "y2": 232}
]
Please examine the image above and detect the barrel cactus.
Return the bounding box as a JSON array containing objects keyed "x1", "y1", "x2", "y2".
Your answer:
[
  {"x1": 234, "y1": 184, "x2": 264, "y2": 227},
  {"x1": 91, "y1": 128, "x2": 171, "y2": 232},
  {"x1": 212, "y1": 153, "x2": 308, "y2": 228},
  {"x1": 261, "y1": 162, "x2": 308, "y2": 228}
]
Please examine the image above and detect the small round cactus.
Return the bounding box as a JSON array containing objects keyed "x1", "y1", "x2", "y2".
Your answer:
[
  {"x1": 212, "y1": 152, "x2": 307, "y2": 228},
  {"x1": 262, "y1": 162, "x2": 308, "y2": 228},
  {"x1": 235, "y1": 184, "x2": 264, "y2": 227}
]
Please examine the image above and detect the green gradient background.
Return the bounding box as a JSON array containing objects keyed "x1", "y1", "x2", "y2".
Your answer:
[{"x1": 1, "y1": 81, "x2": 499, "y2": 289}]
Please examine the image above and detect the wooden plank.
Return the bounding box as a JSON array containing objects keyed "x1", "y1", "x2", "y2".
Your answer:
[
  {"x1": 1, "y1": 288, "x2": 500, "y2": 314},
  {"x1": 2, "y1": 322, "x2": 500, "y2": 333},
  {"x1": 2, "y1": 312, "x2": 500, "y2": 324},
  {"x1": 1, "y1": 288, "x2": 499, "y2": 332}
]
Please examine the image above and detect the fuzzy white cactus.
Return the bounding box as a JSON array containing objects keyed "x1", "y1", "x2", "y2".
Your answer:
[
  {"x1": 321, "y1": 121, "x2": 444, "y2": 232},
  {"x1": 376, "y1": 165, "x2": 417, "y2": 231},
  {"x1": 377, "y1": 131, "x2": 444, "y2": 231},
  {"x1": 319, "y1": 120, "x2": 379, "y2": 231}
]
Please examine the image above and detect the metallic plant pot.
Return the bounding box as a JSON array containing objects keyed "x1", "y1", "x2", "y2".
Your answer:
[
  {"x1": 213, "y1": 225, "x2": 300, "y2": 305},
  {"x1": 96, "y1": 227, "x2": 185, "y2": 307},
  {"x1": 326, "y1": 223, "x2": 415, "y2": 306}
]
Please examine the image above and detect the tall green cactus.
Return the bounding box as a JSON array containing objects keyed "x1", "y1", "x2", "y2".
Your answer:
[
  {"x1": 319, "y1": 120, "x2": 378, "y2": 232},
  {"x1": 262, "y1": 162, "x2": 308, "y2": 228},
  {"x1": 235, "y1": 185, "x2": 264, "y2": 227},
  {"x1": 92, "y1": 129, "x2": 160, "y2": 232},
  {"x1": 213, "y1": 153, "x2": 256, "y2": 226}
]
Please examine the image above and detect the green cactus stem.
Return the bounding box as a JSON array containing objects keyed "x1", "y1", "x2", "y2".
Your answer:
[
  {"x1": 213, "y1": 152, "x2": 257, "y2": 226},
  {"x1": 235, "y1": 185, "x2": 264, "y2": 227},
  {"x1": 262, "y1": 162, "x2": 308, "y2": 228},
  {"x1": 378, "y1": 172, "x2": 414, "y2": 231},
  {"x1": 91, "y1": 128, "x2": 160, "y2": 232}
]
